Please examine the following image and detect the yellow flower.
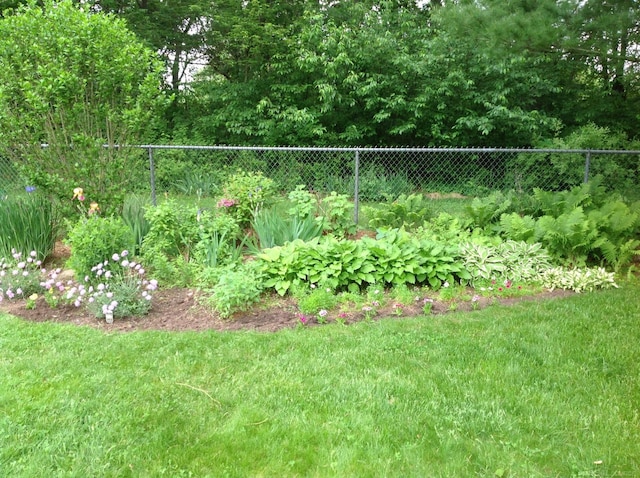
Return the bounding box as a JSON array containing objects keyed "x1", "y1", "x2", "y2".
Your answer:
[
  {"x1": 89, "y1": 202, "x2": 100, "y2": 214},
  {"x1": 72, "y1": 187, "x2": 84, "y2": 200},
  {"x1": 29, "y1": 293, "x2": 38, "y2": 301}
]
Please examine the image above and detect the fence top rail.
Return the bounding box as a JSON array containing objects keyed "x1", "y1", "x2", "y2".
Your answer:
[
  {"x1": 38, "y1": 143, "x2": 640, "y2": 154},
  {"x1": 136, "y1": 145, "x2": 640, "y2": 155}
]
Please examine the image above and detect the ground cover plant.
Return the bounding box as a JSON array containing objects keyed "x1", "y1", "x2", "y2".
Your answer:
[{"x1": 1, "y1": 283, "x2": 639, "y2": 477}]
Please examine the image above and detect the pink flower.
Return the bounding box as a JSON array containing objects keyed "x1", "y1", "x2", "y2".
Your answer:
[{"x1": 217, "y1": 198, "x2": 236, "y2": 208}]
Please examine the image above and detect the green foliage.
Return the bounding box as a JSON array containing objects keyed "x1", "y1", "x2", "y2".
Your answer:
[
  {"x1": 222, "y1": 171, "x2": 277, "y2": 227},
  {"x1": 511, "y1": 125, "x2": 640, "y2": 194},
  {"x1": 142, "y1": 200, "x2": 199, "y2": 260},
  {"x1": 174, "y1": 170, "x2": 219, "y2": 198},
  {"x1": 287, "y1": 185, "x2": 317, "y2": 219},
  {"x1": 0, "y1": 0, "x2": 167, "y2": 216},
  {"x1": 294, "y1": 286, "x2": 338, "y2": 316},
  {"x1": 459, "y1": 241, "x2": 553, "y2": 285},
  {"x1": 367, "y1": 193, "x2": 432, "y2": 231},
  {"x1": 318, "y1": 192, "x2": 356, "y2": 237},
  {"x1": 66, "y1": 216, "x2": 133, "y2": 281},
  {"x1": 121, "y1": 195, "x2": 151, "y2": 256},
  {"x1": 355, "y1": 164, "x2": 413, "y2": 202},
  {"x1": 206, "y1": 264, "x2": 265, "y2": 319},
  {"x1": 538, "y1": 266, "x2": 619, "y2": 293},
  {"x1": 0, "y1": 193, "x2": 58, "y2": 260},
  {"x1": 497, "y1": 213, "x2": 536, "y2": 242},
  {"x1": 141, "y1": 200, "x2": 242, "y2": 286},
  {"x1": 252, "y1": 207, "x2": 323, "y2": 249},
  {"x1": 465, "y1": 191, "x2": 513, "y2": 229},
  {"x1": 471, "y1": 183, "x2": 640, "y2": 270},
  {"x1": 256, "y1": 229, "x2": 470, "y2": 296}
]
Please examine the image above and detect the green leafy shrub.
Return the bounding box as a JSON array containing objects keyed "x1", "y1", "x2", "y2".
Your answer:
[
  {"x1": 287, "y1": 185, "x2": 317, "y2": 219},
  {"x1": 141, "y1": 200, "x2": 242, "y2": 286},
  {"x1": 174, "y1": 170, "x2": 219, "y2": 198},
  {"x1": 367, "y1": 193, "x2": 432, "y2": 230},
  {"x1": 318, "y1": 192, "x2": 357, "y2": 237},
  {"x1": 0, "y1": 0, "x2": 166, "y2": 217},
  {"x1": 66, "y1": 216, "x2": 133, "y2": 281},
  {"x1": 221, "y1": 171, "x2": 277, "y2": 227},
  {"x1": 354, "y1": 164, "x2": 412, "y2": 202},
  {"x1": 205, "y1": 263, "x2": 265, "y2": 318},
  {"x1": 0, "y1": 192, "x2": 58, "y2": 261}
]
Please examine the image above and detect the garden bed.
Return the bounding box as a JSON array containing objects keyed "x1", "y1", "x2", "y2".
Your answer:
[{"x1": 0, "y1": 287, "x2": 574, "y2": 333}]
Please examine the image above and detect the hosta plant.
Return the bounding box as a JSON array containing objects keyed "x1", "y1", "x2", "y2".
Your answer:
[{"x1": 538, "y1": 266, "x2": 618, "y2": 293}]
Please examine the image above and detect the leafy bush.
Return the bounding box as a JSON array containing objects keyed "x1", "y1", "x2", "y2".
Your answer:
[
  {"x1": 66, "y1": 216, "x2": 133, "y2": 281},
  {"x1": 0, "y1": 192, "x2": 58, "y2": 261},
  {"x1": 353, "y1": 164, "x2": 413, "y2": 202},
  {"x1": 287, "y1": 185, "x2": 318, "y2": 219},
  {"x1": 205, "y1": 263, "x2": 265, "y2": 318},
  {"x1": 508, "y1": 124, "x2": 638, "y2": 194},
  {"x1": 221, "y1": 171, "x2": 277, "y2": 227},
  {"x1": 367, "y1": 193, "x2": 432, "y2": 230},
  {"x1": 318, "y1": 192, "x2": 357, "y2": 237},
  {"x1": 141, "y1": 200, "x2": 242, "y2": 286}
]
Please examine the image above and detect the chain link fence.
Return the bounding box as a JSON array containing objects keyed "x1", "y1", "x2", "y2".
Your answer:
[
  {"x1": 144, "y1": 145, "x2": 639, "y2": 203},
  {"x1": 0, "y1": 154, "x2": 23, "y2": 198},
  {"x1": 2, "y1": 146, "x2": 638, "y2": 209}
]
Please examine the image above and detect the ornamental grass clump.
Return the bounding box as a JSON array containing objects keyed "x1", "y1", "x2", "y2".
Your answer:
[{"x1": 0, "y1": 250, "x2": 44, "y2": 302}]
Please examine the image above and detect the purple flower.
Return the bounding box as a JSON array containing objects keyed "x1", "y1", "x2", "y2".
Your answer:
[{"x1": 25, "y1": 186, "x2": 36, "y2": 193}]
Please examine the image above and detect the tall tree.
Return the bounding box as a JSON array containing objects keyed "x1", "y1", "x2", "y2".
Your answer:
[{"x1": 0, "y1": 0, "x2": 167, "y2": 212}]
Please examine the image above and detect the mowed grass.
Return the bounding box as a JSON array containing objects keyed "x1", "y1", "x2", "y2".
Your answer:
[{"x1": 1, "y1": 283, "x2": 639, "y2": 477}]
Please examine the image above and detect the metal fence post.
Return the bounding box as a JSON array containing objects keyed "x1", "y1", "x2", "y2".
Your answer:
[
  {"x1": 584, "y1": 150, "x2": 591, "y2": 184},
  {"x1": 353, "y1": 149, "x2": 360, "y2": 225},
  {"x1": 148, "y1": 146, "x2": 157, "y2": 206}
]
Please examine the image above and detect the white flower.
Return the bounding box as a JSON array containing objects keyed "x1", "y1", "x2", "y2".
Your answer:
[
  {"x1": 121, "y1": 260, "x2": 129, "y2": 267},
  {"x1": 112, "y1": 253, "x2": 120, "y2": 261}
]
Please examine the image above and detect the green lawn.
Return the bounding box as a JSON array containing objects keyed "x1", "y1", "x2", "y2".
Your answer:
[{"x1": 1, "y1": 283, "x2": 639, "y2": 477}]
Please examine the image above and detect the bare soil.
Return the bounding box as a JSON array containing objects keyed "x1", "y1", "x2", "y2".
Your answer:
[{"x1": 0, "y1": 287, "x2": 574, "y2": 333}]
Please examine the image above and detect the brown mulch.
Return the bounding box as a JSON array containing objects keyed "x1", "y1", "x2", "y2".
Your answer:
[{"x1": 0, "y1": 287, "x2": 574, "y2": 333}]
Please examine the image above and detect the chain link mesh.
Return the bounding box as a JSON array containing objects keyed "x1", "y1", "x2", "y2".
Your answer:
[
  {"x1": 0, "y1": 153, "x2": 24, "y2": 197},
  {"x1": 1, "y1": 146, "x2": 638, "y2": 203},
  {"x1": 147, "y1": 146, "x2": 640, "y2": 202}
]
